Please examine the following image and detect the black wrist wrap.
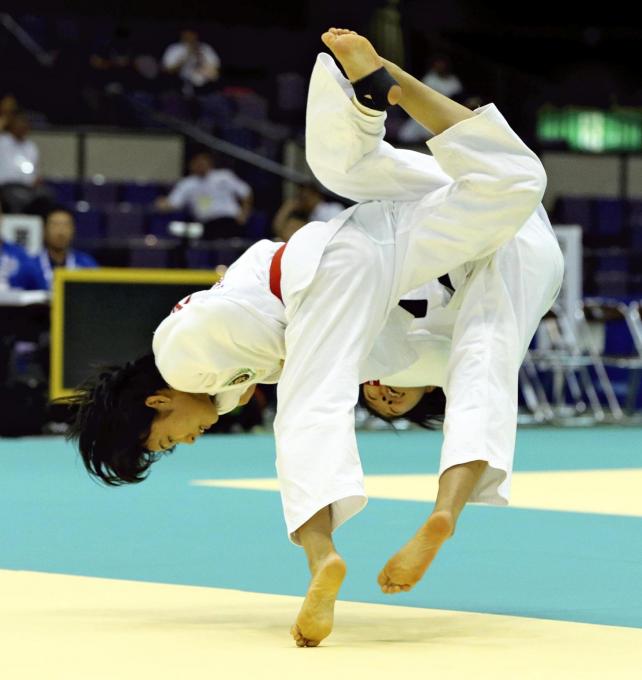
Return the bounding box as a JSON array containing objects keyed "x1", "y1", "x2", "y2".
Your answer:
[{"x1": 352, "y1": 67, "x2": 398, "y2": 111}]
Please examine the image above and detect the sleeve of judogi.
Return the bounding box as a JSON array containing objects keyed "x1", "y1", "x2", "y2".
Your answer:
[
  {"x1": 305, "y1": 53, "x2": 453, "y2": 202},
  {"x1": 153, "y1": 298, "x2": 264, "y2": 400}
]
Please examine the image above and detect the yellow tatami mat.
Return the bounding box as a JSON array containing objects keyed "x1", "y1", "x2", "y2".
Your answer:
[
  {"x1": 193, "y1": 468, "x2": 642, "y2": 516},
  {"x1": 1, "y1": 569, "x2": 640, "y2": 680}
]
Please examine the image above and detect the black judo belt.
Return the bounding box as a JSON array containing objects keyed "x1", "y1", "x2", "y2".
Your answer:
[{"x1": 398, "y1": 274, "x2": 454, "y2": 319}]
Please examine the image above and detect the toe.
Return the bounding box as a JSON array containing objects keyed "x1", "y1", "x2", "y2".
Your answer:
[
  {"x1": 321, "y1": 31, "x2": 336, "y2": 46},
  {"x1": 382, "y1": 581, "x2": 403, "y2": 594},
  {"x1": 291, "y1": 625, "x2": 304, "y2": 645},
  {"x1": 377, "y1": 569, "x2": 388, "y2": 587}
]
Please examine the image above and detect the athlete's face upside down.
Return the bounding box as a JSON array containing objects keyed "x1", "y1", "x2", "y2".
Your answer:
[
  {"x1": 362, "y1": 383, "x2": 434, "y2": 419},
  {"x1": 144, "y1": 389, "x2": 219, "y2": 452}
]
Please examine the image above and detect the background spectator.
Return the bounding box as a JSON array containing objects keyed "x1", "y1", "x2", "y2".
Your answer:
[
  {"x1": 272, "y1": 183, "x2": 345, "y2": 238},
  {"x1": 0, "y1": 111, "x2": 39, "y2": 187},
  {"x1": 0, "y1": 205, "x2": 42, "y2": 291},
  {"x1": 155, "y1": 151, "x2": 253, "y2": 239},
  {"x1": 162, "y1": 30, "x2": 221, "y2": 97},
  {"x1": 31, "y1": 207, "x2": 98, "y2": 291},
  {"x1": 0, "y1": 111, "x2": 53, "y2": 215}
]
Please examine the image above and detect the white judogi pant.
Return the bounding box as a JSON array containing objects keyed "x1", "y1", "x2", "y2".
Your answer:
[{"x1": 274, "y1": 54, "x2": 551, "y2": 541}]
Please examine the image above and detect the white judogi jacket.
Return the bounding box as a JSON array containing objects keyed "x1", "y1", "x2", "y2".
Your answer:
[{"x1": 153, "y1": 53, "x2": 555, "y2": 539}]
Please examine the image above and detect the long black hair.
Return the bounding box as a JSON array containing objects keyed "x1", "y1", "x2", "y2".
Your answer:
[
  {"x1": 359, "y1": 385, "x2": 446, "y2": 430},
  {"x1": 63, "y1": 353, "x2": 172, "y2": 486}
]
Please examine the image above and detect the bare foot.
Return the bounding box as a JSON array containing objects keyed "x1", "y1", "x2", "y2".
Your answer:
[
  {"x1": 290, "y1": 552, "x2": 346, "y2": 648},
  {"x1": 321, "y1": 28, "x2": 401, "y2": 105},
  {"x1": 377, "y1": 510, "x2": 454, "y2": 594}
]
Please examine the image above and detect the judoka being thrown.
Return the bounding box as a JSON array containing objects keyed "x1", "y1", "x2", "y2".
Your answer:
[{"x1": 68, "y1": 29, "x2": 560, "y2": 648}]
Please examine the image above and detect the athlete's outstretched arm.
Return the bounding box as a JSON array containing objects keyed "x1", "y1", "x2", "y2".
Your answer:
[{"x1": 305, "y1": 52, "x2": 454, "y2": 204}]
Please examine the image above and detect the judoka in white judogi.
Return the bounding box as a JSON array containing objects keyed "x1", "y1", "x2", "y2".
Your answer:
[{"x1": 153, "y1": 52, "x2": 559, "y2": 541}]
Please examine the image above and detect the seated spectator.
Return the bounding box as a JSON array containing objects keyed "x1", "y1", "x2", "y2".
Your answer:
[
  {"x1": 155, "y1": 152, "x2": 253, "y2": 239},
  {"x1": 31, "y1": 207, "x2": 97, "y2": 290},
  {"x1": 0, "y1": 111, "x2": 53, "y2": 215},
  {"x1": 0, "y1": 111, "x2": 38, "y2": 187},
  {"x1": 272, "y1": 183, "x2": 345, "y2": 238},
  {"x1": 162, "y1": 29, "x2": 220, "y2": 97},
  {"x1": 274, "y1": 209, "x2": 309, "y2": 242},
  {"x1": 0, "y1": 205, "x2": 41, "y2": 290}
]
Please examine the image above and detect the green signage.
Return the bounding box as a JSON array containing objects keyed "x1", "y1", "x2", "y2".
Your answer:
[{"x1": 538, "y1": 107, "x2": 642, "y2": 152}]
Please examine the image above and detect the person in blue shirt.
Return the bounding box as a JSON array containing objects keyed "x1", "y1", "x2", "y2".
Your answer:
[{"x1": 32, "y1": 207, "x2": 97, "y2": 290}]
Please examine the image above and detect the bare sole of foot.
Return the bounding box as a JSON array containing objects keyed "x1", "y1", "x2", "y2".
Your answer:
[
  {"x1": 321, "y1": 28, "x2": 402, "y2": 106},
  {"x1": 377, "y1": 510, "x2": 454, "y2": 594},
  {"x1": 290, "y1": 553, "x2": 346, "y2": 648}
]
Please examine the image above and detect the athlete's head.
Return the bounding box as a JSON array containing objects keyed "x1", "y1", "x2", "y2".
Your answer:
[
  {"x1": 360, "y1": 383, "x2": 446, "y2": 429},
  {"x1": 65, "y1": 353, "x2": 218, "y2": 485}
]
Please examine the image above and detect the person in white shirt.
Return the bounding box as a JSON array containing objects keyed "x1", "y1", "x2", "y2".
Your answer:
[
  {"x1": 0, "y1": 112, "x2": 39, "y2": 187},
  {"x1": 67, "y1": 29, "x2": 557, "y2": 648},
  {"x1": 162, "y1": 29, "x2": 220, "y2": 96},
  {"x1": 0, "y1": 111, "x2": 54, "y2": 215},
  {"x1": 155, "y1": 152, "x2": 253, "y2": 239}
]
